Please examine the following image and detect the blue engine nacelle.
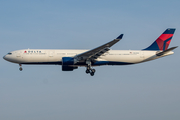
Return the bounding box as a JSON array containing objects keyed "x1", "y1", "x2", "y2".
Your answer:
[{"x1": 62, "y1": 57, "x2": 78, "y2": 71}]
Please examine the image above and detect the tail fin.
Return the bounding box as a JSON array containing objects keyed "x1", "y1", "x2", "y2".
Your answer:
[{"x1": 144, "y1": 28, "x2": 175, "y2": 51}]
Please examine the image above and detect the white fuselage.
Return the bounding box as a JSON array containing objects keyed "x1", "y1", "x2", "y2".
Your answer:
[{"x1": 3, "y1": 49, "x2": 174, "y2": 66}]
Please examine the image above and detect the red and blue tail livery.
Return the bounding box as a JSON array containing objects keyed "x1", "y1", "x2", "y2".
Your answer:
[{"x1": 144, "y1": 28, "x2": 175, "y2": 51}]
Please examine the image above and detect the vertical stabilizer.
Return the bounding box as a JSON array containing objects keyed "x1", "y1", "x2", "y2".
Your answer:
[{"x1": 144, "y1": 28, "x2": 175, "y2": 51}]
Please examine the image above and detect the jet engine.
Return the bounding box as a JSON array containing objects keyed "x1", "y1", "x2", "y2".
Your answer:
[{"x1": 62, "y1": 57, "x2": 78, "y2": 71}]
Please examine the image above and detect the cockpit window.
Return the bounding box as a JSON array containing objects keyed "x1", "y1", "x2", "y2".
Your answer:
[{"x1": 7, "y1": 53, "x2": 12, "y2": 55}]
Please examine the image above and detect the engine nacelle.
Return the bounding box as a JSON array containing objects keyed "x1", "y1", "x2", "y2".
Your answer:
[
  {"x1": 62, "y1": 57, "x2": 78, "y2": 71},
  {"x1": 62, "y1": 65, "x2": 77, "y2": 71}
]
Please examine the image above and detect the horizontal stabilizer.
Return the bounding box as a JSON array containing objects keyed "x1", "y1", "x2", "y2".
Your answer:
[{"x1": 156, "y1": 46, "x2": 178, "y2": 56}]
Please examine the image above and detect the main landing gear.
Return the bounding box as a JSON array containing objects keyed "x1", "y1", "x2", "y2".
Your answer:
[
  {"x1": 19, "y1": 64, "x2": 23, "y2": 71},
  {"x1": 86, "y1": 66, "x2": 96, "y2": 76},
  {"x1": 85, "y1": 60, "x2": 96, "y2": 76}
]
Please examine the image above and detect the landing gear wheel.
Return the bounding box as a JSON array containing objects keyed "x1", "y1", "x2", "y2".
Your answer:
[
  {"x1": 19, "y1": 67, "x2": 23, "y2": 71},
  {"x1": 85, "y1": 61, "x2": 96, "y2": 76},
  {"x1": 19, "y1": 64, "x2": 23, "y2": 71},
  {"x1": 86, "y1": 69, "x2": 90, "y2": 74},
  {"x1": 90, "y1": 72, "x2": 94, "y2": 76},
  {"x1": 91, "y1": 69, "x2": 96, "y2": 73}
]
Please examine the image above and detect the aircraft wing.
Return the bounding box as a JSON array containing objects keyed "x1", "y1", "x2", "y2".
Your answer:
[{"x1": 74, "y1": 34, "x2": 123, "y2": 62}]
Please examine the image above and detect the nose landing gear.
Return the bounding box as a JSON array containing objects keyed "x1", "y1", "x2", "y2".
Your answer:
[{"x1": 19, "y1": 64, "x2": 23, "y2": 71}]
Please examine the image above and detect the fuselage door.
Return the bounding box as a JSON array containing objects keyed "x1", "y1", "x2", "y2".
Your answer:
[
  {"x1": 16, "y1": 52, "x2": 21, "y2": 57},
  {"x1": 140, "y1": 51, "x2": 144, "y2": 58},
  {"x1": 49, "y1": 51, "x2": 54, "y2": 57}
]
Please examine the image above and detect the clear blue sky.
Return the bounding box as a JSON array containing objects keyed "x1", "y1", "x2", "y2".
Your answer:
[{"x1": 1, "y1": 0, "x2": 180, "y2": 120}]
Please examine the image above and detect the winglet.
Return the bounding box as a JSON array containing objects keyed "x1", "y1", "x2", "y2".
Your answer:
[{"x1": 116, "y1": 34, "x2": 123, "y2": 39}]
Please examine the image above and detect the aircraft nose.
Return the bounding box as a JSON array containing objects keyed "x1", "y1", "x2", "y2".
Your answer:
[
  {"x1": 3, "y1": 55, "x2": 7, "y2": 60},
  {"x1": 3, "y1": 55, "x2": 10, "y2": 61}
]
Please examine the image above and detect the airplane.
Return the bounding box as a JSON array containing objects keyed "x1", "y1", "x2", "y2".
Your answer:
[{"x1": 3, "y1": 28, "x2": 177, "y2": 76}]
